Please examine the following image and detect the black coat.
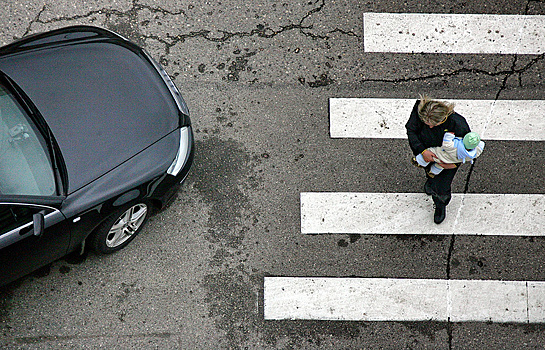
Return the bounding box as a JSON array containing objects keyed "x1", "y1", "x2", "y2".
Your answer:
[{"x1": 405, "y1": 100, "x2": 471, "y2": 156}]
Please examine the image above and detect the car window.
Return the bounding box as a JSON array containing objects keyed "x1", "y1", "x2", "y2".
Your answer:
[
  {"x1": 0, "y1": 84, "x2": 56, "y2": 196},
  {"x1": 0, "y1": 204, "x2": 33, "y2": 235}
]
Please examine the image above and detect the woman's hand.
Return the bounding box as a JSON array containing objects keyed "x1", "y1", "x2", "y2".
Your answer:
[{"x1": 421, "y1": 150, "x2": 436, "y2": 163}]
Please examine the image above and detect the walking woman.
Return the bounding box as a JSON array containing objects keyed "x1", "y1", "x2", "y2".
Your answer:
[{"x1": 405, "y1": 97, "x2": 471, "y2": 224}]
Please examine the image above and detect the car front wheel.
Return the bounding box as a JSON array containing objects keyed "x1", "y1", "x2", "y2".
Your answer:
[{"x1": 89, "y1": 202, "x2": 150, "y2": 254}]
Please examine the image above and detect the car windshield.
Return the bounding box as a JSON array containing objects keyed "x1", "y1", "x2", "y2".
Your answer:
[{"x1": 0, "y1": 84, "x2": 56, "y2": 196}]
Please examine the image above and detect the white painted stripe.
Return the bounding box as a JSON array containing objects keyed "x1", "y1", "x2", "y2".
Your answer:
[
  {"x1": 329, "y1": 98, "x2": 545, "y2": 141},
  {"x1": 528, "y1": 282, "x2": 545, "y2": 321},
  {"x1": 264, "y1": 277, "x2": 447, "y2": 321},
  {"x1": 301, "y1": 193, "x2": 545, "y2": 236},
  {"x1": 264, "y1": 277, "x2": 545, "y2": 323},
  {"x1": 363, "y1": 13, "x2": 545, "y2": 55}
]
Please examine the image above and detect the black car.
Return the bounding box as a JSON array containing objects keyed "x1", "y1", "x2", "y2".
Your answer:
[{"x1": 0, "y1": 26, "x2": 194, "y2": 286}]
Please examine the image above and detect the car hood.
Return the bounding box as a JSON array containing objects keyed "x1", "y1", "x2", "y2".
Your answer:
[{"x1": 0, "y1": 37, "x2": 179, "y2": 193}]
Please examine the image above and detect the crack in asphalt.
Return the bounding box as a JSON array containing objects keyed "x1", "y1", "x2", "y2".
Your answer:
[
  {"x1": 25, "y1": 1, "x2": 187, "y2": 26},
  {"x1": 441, "y1": 55, "x2": 529, "y2": 350},
  {"x1": 160, "y1": 0, "x2": 357, "y2": 49},
  {"x1": 20, "y1": 0, "x2": 356, "y2": 51},
  {"x1": 494, "y1": 55, "x2": 519, "y2": 100},
  {"x1": 21, "y1": 5, "x2": 47, "y2": 37},
  {"x1": 444, "y1": 159, "x2": 478, "y2": 350},
  {"x1": 361, "y1": 53, "x2": 545, "y2": 92}
]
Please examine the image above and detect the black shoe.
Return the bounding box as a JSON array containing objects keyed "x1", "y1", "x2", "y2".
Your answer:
[
  {"x1": 424, "y1": 181, "x2": 433, "y2": 196},
  {"x1": 434, "y1": 204, "x2": 446, "y2": 224}
]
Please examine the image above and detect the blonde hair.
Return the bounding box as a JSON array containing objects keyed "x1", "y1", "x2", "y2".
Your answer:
[{"x1": 418, "y1": 95, "x2": 455, "y2": 125}]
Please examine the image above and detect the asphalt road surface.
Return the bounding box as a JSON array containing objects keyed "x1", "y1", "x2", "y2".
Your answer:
[{"x1": 1, "y1": 1, "x2": 545, "y2": 349}]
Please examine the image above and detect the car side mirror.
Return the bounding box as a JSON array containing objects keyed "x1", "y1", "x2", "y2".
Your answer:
[{"x1": 33, "y1": 212, "x2": 44, "y2": 237}]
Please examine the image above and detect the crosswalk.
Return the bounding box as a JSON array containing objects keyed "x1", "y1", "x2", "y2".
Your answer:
[
  {"x1": 363, "y1": 13, "x2": 545, "y2": 54},
  {"x1": 265, "y1": 277, "x2": 545, "y2": 322},
  {"x1": 265, "y1": 12, "x2": 545, "y2": 323},
  {"x1": 301, "y1": 192, "x2": 545, "y2": 236},
  {"x1": 330, "y1": 98, "x2": 545, "y2": 140}
]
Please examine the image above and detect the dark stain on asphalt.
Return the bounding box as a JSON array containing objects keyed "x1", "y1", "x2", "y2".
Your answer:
[
  {"x1": 338, "y1": 234, "x2": 362, "y2": 247},
  {"x1": 403, "y1": 321, "x2": 448, "y2": 342},
  {"x1": 62, "y1": 248, "x2": 89, "y2": 265},
  {"x1": 192, "y1": 135, "x2": 363, "y2": 347},
  {"x1": 203, "y1": 270, "x2": 364, "y2": 349},
  {"x1": 191, "y1": 137, "x2": 255, "y2": 248},
  {"x1": 261, "y1": 319, "x2": 363, "y2": 348},
  {"x1": 294, "y1": 153, "x2": 304, "y2": 161},
  {"x1": 0, "y1": 285, "x2": 15, "y2": 323},
  {"x1": 349, "y1": 234, "x2": 361, "y2": 243},
  {"x1": 513, "y1": 323, "x2": 545, "y2": 333},
  {"x1": 306, "y1": 73, "x2": 335, "y2": 87},
  {"x1": 192, "y1": 136, "x2": 259, "y2": 346},
  {"x1": 116, "y1": 282, "x2": 140, "y2": 304},
  {"x1": 225, "y1": 51, "x2": 257, "y2": 82},
  {"x1": 191, "y1": 136, "x2": 264, "y2": 345},
  {"x1": 468, "y1": 256, "x2": 487, "y2": 275},
  {"x1": 209, "y1": 248, "x2": 234, "y2": 267},
  {"x1": 338, "y1": 239, "x2": 349, "y2": 247},
  {"x1": 395, "y1": 235, "x2": 446, "y2": 247},
  {"x1": 192, "y1": 135, "x2": 366, "y2": 347},
  {"x1": 30, "y1": 264, "x2": 52, "y2": 278},
  {"x1": 450, "y1": 257, "x2": 461, "y2": 268},
  {"x1": 202, "y1": 269, "x2": 260, "y2": 348},
  {"x1": 0, "y1": 263, "x2": 56, "y2": 324}
]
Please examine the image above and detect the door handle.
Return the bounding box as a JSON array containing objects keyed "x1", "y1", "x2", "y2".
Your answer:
[{"x1": 33, "y1": 212, "x2": 45, "y2": 237}]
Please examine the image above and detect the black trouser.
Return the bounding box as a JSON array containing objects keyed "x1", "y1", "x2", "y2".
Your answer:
[{"x1": 426, "y1": 166, "x2": 459, "y2": 207}]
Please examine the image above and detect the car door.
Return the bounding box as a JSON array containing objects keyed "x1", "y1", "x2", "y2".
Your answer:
[{"x1": 0, "y1": 202, "x2": 71, "y2": 286}]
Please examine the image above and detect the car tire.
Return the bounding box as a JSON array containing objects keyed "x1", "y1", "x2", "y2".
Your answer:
[{"x1": 88, "y1": 201, "x2": 150, "y2": 254}]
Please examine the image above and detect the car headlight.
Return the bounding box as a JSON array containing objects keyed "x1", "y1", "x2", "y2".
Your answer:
[{"x1": 167, "y1": 126, "x2": 191, "y2": 176}]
